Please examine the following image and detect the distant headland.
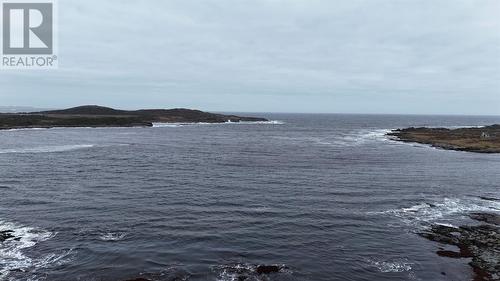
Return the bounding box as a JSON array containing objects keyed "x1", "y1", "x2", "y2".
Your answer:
[
  {"x1": 388, "y1": 125, "x2": 500, "y2": 153},
  {"x1": 0, "y1": 105, "x2": 268, "y2": 130}
]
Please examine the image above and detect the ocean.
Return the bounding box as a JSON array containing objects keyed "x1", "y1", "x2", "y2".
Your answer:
[{"x1": 0, "y1": 114, "x2": 499, "y2": 281}]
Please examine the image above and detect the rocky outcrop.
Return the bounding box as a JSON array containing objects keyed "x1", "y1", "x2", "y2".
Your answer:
[
  {"x1": 121, "y1": 264, "x2": 286, "y2": 281},
  {"x1": 419, "y1": 213, "x2": 500, "y2": 281},
  {"x1": 255, "y1": 265, "x2": 282, "y2": 275},
  {"x1": 216, "y1": 264, "x2": 288, "y2": 281},
  {"x1": 470, "y1": 213, "x2": 500, "y2": 225},
  {"x1": 0, "y1": 230, "x2": 15, "y2": 242},
  {"x1": 0, "y1": 105, "x2": 269, "y2": 130},
  {"x1": 387, "y1": 125, "x2": 500, "y2": 153}
]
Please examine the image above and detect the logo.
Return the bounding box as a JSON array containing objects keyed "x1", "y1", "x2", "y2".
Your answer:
[{"x1": 1, "y1": 0, "x2": 57, "y2": 69}]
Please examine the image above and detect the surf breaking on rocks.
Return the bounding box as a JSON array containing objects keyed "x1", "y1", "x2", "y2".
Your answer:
[{"x1": 0, "y1": 220, "x2": 72, "y2": 281}]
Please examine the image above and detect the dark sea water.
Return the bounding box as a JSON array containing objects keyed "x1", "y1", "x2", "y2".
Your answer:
[{"x1": 1, "y1": 114, "x2": 499, "y2": 281}]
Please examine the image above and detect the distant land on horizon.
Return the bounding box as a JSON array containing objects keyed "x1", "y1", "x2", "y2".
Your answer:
[
  {"x1": 0, "y1": 105, "x2": 268, "y2": 130},
  {"x1": 1, "y1": 106, "x2": 499, "y2": 117}
]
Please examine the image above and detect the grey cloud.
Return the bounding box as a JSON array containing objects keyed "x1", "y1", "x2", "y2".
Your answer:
[{"x1": 1, "y1": 0, "x2": 499, "y2": 114}]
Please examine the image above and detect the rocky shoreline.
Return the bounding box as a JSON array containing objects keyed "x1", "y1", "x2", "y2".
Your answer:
[
  {"x1": 388, "y1": 125, "x2": 500, "y2": 153},
  {"x1": 419, "y1": 212, "x2": 500, "y2": 281},
  {"x1": 0, "y1": 105, "x2": 268, "y2": 130},
  {"x1": 3, "y1": 216, "x2": 498, "y2": 280}
]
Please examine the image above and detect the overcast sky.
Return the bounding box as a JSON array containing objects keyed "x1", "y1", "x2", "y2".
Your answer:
[{"x1": 1, "y1": 0, "x2": 499, "y2": 114}]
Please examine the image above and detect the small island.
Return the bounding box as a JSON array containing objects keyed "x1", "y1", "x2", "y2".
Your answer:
[
  {"x1": 388, "y1": 125, "x2": 500, "y2": 153},
  {"x1": 0, "y1": 105, "x2": 268, "y2": 130}
]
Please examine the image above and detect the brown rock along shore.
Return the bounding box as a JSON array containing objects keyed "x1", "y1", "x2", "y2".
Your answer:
[
  {"x1": 419, "y1": 212, "x2": 500, "y2": 281},
  {"x1": 387, "y1": 125, "x2": 500, "y2": 153}
]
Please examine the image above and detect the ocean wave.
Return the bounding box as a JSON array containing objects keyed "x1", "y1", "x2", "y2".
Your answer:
[
  {"x1": 214, "y1": 264, "x2": 290, "y2": 281},
  {"x1": 1, "y1": 128, "x2": 48, "y2": 132},
  {"x1": 371, "y1": 197, "x2": 500, "y2": 227},
  {"x1": 367, "y1": 258, "x2": 413, "y2": 273},
  {"x1": 233, "y1": 120, "x2": 284, "y2": 125},
  {"x1": 272, "y1": 129, "x2": 390, "y2": 148},
  {"x1": 152, "y1": 123, "x2": 185, "y2": 128},
  {"x1": 0, "y1": 220, "x2": 71, "y2": 280},
  {"x1": 0, "y1": 144, "x2": 95, "y2": 154},
  {"x1": 336, "y1": 129, "x2": 390, "y2": 146},
  {"x1": 153, "y1": 120, "x2": 284, "y2": 128},
  {"x1": 99, "y1": 232, "x2": 127, "y2": 242}
]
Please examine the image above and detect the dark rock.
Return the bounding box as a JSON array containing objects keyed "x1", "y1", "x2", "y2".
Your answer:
[
  {"x1": 419, "y1": 216, "x2": 500, "y2": 281},
  {"x1": 479, "y1": 196, "x2": 500, "y2": 202},
  {"x1": 215, "y1": 264, "x2": 287, "y2": 280},
  {"x1": 256, "y1": 265, "x2": 282, "y2": 275},
  {"x1": 437, "y1": 250, "x2": 463, "y2": 258},
  {"x1": 470, "y1": 213, "x2": 500, "y2": 225},
  {"x1": 0, "y1": 230, "x2": 15, "y2": 242}
]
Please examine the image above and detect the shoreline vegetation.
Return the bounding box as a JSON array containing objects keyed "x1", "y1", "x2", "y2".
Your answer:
[
  {"x1": 387, "y1": 125, "x2": 500, "y2": 153},
  {"x1": 0, "y1": 105, "x2": 268, "y2": 130}
]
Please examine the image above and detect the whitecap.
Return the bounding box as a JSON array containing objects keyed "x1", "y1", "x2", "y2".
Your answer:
[
  {"x1": 99, "y1": 232, "x2": 127, "y2": 242},
  {"x1": 368, "y1": 258, "x2": 413, "y2": 273},
  {"x1": 272, "y1": 129, "x2": 390, "y2": 148},
  {"x1": 372, "y1": 197, "x2": 500, "y2": 227},
  {"x1": 152, "y1": 123, "x2": 185, "y2": 128},
  {"x1": 214, "y1": 264, "x2": 289, "y2": 281},
  {"x1": 0, "y1": 220, "x2": 63, "y2": 280},
  {"x1": 216, "y1": 264, "x2": 254, "y2": 281},
  {"x1": 0, "y1": 144, "x2": 94, "y2": 154},
  {"x1": 153, "y1": 120, "x2": 284, "y2": 128},
  {"x1": 336, "y1": 129, "x2": 391, "y2": 146},
  {"x1": 0, "y1": 128, "x2": 48, "y2": 132},
  {"x1": 231, "y1": 120, "x2": 284, "y2": 125}
]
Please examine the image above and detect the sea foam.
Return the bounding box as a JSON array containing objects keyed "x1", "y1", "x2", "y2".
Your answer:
[
  {"x1": 0, "y1": 144, "x2": 94, "y2": 154},
  {"x1": 99, "y1": 232, "x2": 127, "y2": 242},
  {"x1": 368, "y1": 258, "x2": 413, "y2": 273},
  {"x1": 153, "y1": 120, "x2": 284, "y2": 128},
  {"x1": 0, "y1": 220, "x2": 72, "y2": 280},
  {"x1": 372, "y1": 197, "x2": 500, "y2": 228}
]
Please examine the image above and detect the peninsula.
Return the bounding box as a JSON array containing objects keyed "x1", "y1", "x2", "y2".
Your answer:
[
  {"x1": 388, "y1": 125, "x2": 500, "y2": 153},
  {"x1": 0, "y1": 105, "x2": 268, "y2": 130}
]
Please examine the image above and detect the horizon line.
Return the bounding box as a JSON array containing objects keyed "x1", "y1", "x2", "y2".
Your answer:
[{"x1": 0, "y1": 105, "x2": 499, "y2": 117}]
